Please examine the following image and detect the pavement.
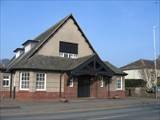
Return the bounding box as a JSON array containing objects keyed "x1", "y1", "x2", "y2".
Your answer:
[{"x1": 0, "y1": 97, "x2": 160, "y2": 120}]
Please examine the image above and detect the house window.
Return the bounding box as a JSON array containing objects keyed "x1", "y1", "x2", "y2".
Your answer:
[
  {"x1": 59, "y1": 52, "x2": 78, "y2": 58},
  {"x1": 3, "y1": 75, "x2": 10, "y2": 87},
  {"x1": 116, "y1": 77, "x2": 122, "y2": 90},
  {"x1": 59, "y1": 41, "x2": 78, "y2": 59},
  {"x1": 99, "y1": 76, "x2": 104, "y2": 87},
  {"x1": 36, "y1": 73, "x2": 46, "y2": 90},
  {"x1": 20, "y1": 72, "x2": 30, "y2": 90},
  {"x1": 69, "y1": 78, "x2": 74, "y2": 87}
]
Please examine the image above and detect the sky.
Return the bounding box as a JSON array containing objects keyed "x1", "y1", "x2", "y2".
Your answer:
[{"x1": 0, "y1": 0, "x2": 160, "y2": 67}]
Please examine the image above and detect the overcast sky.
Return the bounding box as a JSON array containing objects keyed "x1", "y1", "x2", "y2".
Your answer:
[{"x1": 0, "y1": 0, "x2": 159, "y2": 67}]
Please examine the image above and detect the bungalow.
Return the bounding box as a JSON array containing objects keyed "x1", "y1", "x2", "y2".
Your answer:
[{"x1": 0, "y1": 14, "x2": 126, "y2": 100}]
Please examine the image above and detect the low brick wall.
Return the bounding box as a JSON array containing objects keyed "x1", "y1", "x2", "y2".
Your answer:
[{"x1": 125, "y1": 87, "x2": 155, "y2": 98}]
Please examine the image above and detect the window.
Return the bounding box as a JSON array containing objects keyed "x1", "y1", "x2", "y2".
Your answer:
[
  {"x1": 36, "y1": 73, "x2": 46, "y2": 90},
  {"x1": 69, "y1": 78, "x2": 73, "y2": 87},
  {"x1": 116, "y1": 77, "x2": 122, "y2": 90},
  {"x1": 99, "y1": 76, "x2": 104, "y2": 87},
  {"x1": 20, "y1": 72, "x2": 30, "y2": 90},
  {"x1": 59, "y1": 41, "x2": 78, "y2": 59},
  {"x1": 59, "y1": 52, "x2": 78, "y2": 59},
  {"x1": 3, "y1": 74, "x2": 10, "y2": 87}
]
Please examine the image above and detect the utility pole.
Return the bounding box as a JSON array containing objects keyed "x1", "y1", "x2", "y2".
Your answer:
[{"x1": 153, "y1": 26, "x2": 158, "y2": 99}]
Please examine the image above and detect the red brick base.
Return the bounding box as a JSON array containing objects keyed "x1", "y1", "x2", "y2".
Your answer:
[
  {"x1": 16, "y1": 91, "x2": 65, "y2": 100},
  {"x1": 0, "y1": 91, "x2": 10, "y2": 98}
]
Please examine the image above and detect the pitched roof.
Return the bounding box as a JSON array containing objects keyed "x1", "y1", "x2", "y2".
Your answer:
[
  {"x1": 104, "y1": 61, "x2": 127, "y2": 76},
  {"x1": 7, "y1": 14, "x2": 97, "y2": 71},
  {"x1": 121, "y1": 59, "x2": 160, "y2": 70},
  {"x1": 10, "y1": 55, "x2": 93, "y2": 71}
]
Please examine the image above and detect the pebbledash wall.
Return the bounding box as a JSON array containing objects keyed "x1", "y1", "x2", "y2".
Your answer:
[{"x1": 7, "y1": 71, "x2": 125, "y2": 100}]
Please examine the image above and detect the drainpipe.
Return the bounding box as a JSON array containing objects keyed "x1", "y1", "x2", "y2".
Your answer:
[
  {"x1": 108, "y1": 78, "x2": 110, "y2": 98},
  {"x1": 59, "y1": 72, "x2": 63, "y2": 98},
  {"x1": 10, "y1": 73, "x2": 12, "y2": 98}
]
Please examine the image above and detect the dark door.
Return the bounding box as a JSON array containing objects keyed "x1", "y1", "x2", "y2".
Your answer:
[{"x1": 78, "y1": 79, "x2": 90, "y2": 97}]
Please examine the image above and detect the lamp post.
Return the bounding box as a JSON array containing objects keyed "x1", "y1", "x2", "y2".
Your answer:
[{"x1": 153, "y1": 26, "x2": 158, "y2": 99}]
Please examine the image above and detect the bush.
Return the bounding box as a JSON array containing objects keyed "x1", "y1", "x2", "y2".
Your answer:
[{"x1": 125, "y1": 79, "x2": 146, "y2": 88}]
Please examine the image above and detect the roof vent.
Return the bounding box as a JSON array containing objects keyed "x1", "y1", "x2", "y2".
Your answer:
[
  {"x1": 13, "y1": 48, "x2": 24, "y2": 58},
  {"x1": 22, "y1": 40, "x2": 38, "y2": 53}
]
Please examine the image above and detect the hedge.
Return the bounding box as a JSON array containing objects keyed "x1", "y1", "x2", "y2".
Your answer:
[{"x1": 125, "y1": 79, "x2": 146, "y2": 88}]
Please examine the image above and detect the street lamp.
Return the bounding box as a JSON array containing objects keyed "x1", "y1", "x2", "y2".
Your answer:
[{"x1": 153, "y1": 26, "x2": 158, "y2": 99}]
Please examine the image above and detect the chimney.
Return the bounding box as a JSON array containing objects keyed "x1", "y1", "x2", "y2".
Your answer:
[
  {"x1": 13, "y1": 48, "x2": 24, "y2": 58},
  {"x1": 22, "y1": 40, "x2": 38, "y2": 53}
]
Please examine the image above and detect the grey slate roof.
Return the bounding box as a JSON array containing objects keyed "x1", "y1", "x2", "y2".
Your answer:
[
  {"x1": 104, "y1": 61, "x2": 127, "y2": 75},
  {"x1": 11, "y1": 55, "x2": 94, "y2": 71},
  {"x1": 121, "y1": 59, "x2": 160, "y2": 70}
]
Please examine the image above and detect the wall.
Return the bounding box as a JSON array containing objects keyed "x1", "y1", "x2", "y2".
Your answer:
[
  {"x1": 12, "y1": 70, "x2": 64, "y2": 100},
  {"x1": 37, "y1": 18, "x2": 93, "y2": 58}
]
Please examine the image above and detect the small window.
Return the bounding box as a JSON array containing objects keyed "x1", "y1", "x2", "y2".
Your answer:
[
  {"x1": 69, "y1": 78, "x2": 74, "y2": 87},
  {"x1": 36, "y1": 73, "x2": 46, "y2": 90},
  {"x1": 99, "y1": 76, "x2": 104, "y2": 87},
  {"x1": 20, "y1": 72, "x2": 30, "y2": 90},
  {"x1": 116, "y1": 77, "x2": 122, "y2": 90},
  {"x1": 3, "y1": 75, "x2": 10, "y2": 87}
]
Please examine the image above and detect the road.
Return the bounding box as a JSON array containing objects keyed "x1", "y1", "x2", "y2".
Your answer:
[{"x1": 1, "y1": 103, "x2": 160, "y2": 120}]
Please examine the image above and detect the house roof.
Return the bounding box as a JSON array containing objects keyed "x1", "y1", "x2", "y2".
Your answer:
[
  {"x1": 121, "y1": 59, "x2": 160, "y2": 70},
  {"x1": 7, "y1": 14, "x2": 97, "y2": 71},
  {"x1": 10, "y1": 55, "x2": 93, "y2": 71},
  {"x1": 104, "y1": 61, "x2": 127, "y2": 76}
]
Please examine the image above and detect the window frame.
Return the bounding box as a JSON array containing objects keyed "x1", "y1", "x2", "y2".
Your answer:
[
  {"x1": 20, "y1": 72, "x2": 30, "y2": 90},
  {"x1": 59, "y1": 52, "x2": 78, "y2": 59},
  {"x1": 3, "y1": 74, "x2": 10, "y2": 87},
  {"x1": 116, "y1": 77, "x2": 123, "y2": 90},
  {"x1": 36, "y1": 73, "x2": 46, "y2": 91}
]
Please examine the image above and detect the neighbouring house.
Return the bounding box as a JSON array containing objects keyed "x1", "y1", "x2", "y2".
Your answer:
[
  {"x1": 0, "y1": 63, "x2": 11, "y2": 98},
  {"x1": 0, "y1": 14, "x2": 126, "y2": 100},
  {"x1": 121, "y1": 58, "x2": 160, "y2": 89}
]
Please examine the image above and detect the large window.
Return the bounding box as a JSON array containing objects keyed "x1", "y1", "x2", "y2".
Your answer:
[
  {"x1": 36, "y1": 73, "x2": 46, "y2": 90},
  {"x1": 3, "y1": 74, "x2": 10, "y2": 87},
  {"x1": 59, "y1": 41, "x2": 78, "y2": 59},
  {"x1": 20, "y1": 72, "x2": 30, "y2": 90},
  {"x1": 116, "y1": 77, "x2": 122, "y2": 90}
]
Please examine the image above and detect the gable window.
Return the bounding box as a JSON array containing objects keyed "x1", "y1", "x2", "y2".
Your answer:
[
  {"x1": 59, "y1": 41, "x2": 78, "y2": 59},
  {"x1": 99, "y1": 76, "x2": 104, "y2": 87},
  {"x1": 36, "y1": 73, "x2": 46, "y2": 90},
  {"x1": 69, "y1": 78, "x2": 74, "y2": 87},
  {"x1": 116, "y1": 77, "x2": 122, "y2": 90},
  {"x1": 20, "y1": 72, "x2": 30, "y2": 90},
  {"x1": 3, "y1": 74, "x2": 10, "y2": 87}
]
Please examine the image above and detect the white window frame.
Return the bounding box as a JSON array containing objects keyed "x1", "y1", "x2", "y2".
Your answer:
[
  {"x1": 3, "y1": 75, "x2": 10, "y2": 87},
  {"x1": 116, "y1": 77, "x2": 123, "y2": 90},
  {"x1": 36, "y1": 73, "x2": 46, "y2": 91},
  {"x1": 69, "y1": 78, "x2": 74, "y2": 87},
  {"x1": 99, "y1": 76, "x2": 104, "y2": 87},
  {"x1": 20, "y1": 72, "x2": 30, "y2": 90},
  {"x1": 59, "y1": 52, "x2": 78, "y2": 59}
]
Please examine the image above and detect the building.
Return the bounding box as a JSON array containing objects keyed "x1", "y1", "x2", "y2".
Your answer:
[
  {"x1": 0, "y1": 14, "x2": 126, "y2": 100},
  {"x1": 121, "y1": 58, "x2": 160, "y2": 89}
]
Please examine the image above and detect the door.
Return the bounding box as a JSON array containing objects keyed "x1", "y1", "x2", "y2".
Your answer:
[{"x1": 78, "y1": 79, "x2": 90, "y2": 97}]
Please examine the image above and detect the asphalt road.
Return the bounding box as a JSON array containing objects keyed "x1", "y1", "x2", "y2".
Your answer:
[{"x1": 1, "y1": 103, "x2": 160, "y2": 120}]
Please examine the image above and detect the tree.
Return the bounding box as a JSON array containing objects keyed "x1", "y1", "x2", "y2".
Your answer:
[{"x1": 139, "y1": 68, "x2": 156, "y2": 89}]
